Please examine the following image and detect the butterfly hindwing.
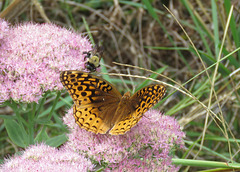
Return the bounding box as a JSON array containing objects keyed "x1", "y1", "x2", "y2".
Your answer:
[
  {"x1": 73, "y1": 105, "x2": 112, "y2": 134},
  {"x1": 109, "y1": 115, "x2": 139, "y2": 135}
]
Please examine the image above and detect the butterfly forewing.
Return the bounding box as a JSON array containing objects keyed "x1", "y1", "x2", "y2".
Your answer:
[
  {"x1": 109, "y1": 84, "x2": 166, "y2": 135},
  {"x1": 60, "y1": 71, "x2": 122, "y2": 106},
  {"x1": 60, "y1": 70, "x2": 122, "y2": 134},
  {"x1": 130, "y1": 84, "x2": 166, "y2": 118}
]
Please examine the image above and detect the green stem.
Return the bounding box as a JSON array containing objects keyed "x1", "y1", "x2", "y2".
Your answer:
[
  {"x1": 28, "y1": 102, "x2": 36, "y2": 145},
  {"x1": 36, "y1": 91, "x2": 49, "y2": 118},
  {"x1": 172, "y1": 159, "x2": 240, "y2": 169},
  {"x1": 41, "y1": 91, "x2": 61, "y2": 132}
]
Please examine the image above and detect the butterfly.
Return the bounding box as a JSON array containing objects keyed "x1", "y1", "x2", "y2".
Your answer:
[
  {"x1": 60, "y1": 70, "x2": 166, "y2": 135},
  {"x1": 83, "y1": 44, "x2": 103, "y2": 72}
]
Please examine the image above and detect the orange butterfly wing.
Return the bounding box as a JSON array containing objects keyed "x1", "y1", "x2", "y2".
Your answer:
[
  {"x1": 109, "y1": 84, "x2": 166, "y2": 135},
  {"x1": 60, "y1": 71, "x2": 166, "y2": 135}
]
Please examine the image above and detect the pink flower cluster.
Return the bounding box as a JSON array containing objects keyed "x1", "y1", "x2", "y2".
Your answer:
[
  {"x1": 1, "y1": 108, "x2": 185, "y2": 171},
  {"x1": 63, "y1": 109, "x2": 185, "y2": 171},
  {"x1": 0, "y1": 144, "x2": 94, "y2": 171},
  {"x1": 0, "y1": 20, "x2": 92, "y2": 103}
]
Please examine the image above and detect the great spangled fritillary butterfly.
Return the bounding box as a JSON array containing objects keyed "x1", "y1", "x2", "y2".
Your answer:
[
  {"x1": 60, "y1": 70, "x2": 166, "y2": 135},
  {"x1": 83, "y1": 44, "x2": 103, "y2": 72}
]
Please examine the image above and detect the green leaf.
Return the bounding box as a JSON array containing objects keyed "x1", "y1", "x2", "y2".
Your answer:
[
  {"x1": 45, "y1": 134, "x2": 68, "y2": 147},
  {"x1": 35, "y1": 118, "x2": 52, "y2": 125},
  {"x1": 4, "y1": 119, "x2": 28, "y2": 148},
  {"x1": 35, "y1": 130, "x2": 49, "y2": 143},
  {"x1": 0, "y1": 115, "x2": 17, "y2": 120}
]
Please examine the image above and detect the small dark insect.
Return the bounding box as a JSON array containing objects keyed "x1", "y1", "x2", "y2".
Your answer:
[{"x1": 83, "y1": 44, "x2": 104, "y2": 72}]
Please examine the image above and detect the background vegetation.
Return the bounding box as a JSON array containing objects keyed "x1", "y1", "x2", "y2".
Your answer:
[{"x1": 0, "y1": 0, "x2": 240, "y2": 171}]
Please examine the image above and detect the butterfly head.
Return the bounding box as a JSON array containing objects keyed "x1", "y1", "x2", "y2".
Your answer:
[{"x1": 120, "y1": 91, "x2": 131, "y2": 104}]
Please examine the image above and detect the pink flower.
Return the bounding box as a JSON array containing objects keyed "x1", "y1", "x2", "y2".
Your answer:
[
  {"x1": 63, "y1": 109, "x2": 185, "y2": 171},
  {"x1": 0, "y1": 21, "x2": 92, "y2": 103},
  {"x1": 0, "y1": 143, "x2": 94, "y2": 172}
]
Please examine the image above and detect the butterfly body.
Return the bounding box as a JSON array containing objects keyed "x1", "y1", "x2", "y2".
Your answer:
[{"x1": 60, "y1": 70, "x2": 166, "y2": 135}]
